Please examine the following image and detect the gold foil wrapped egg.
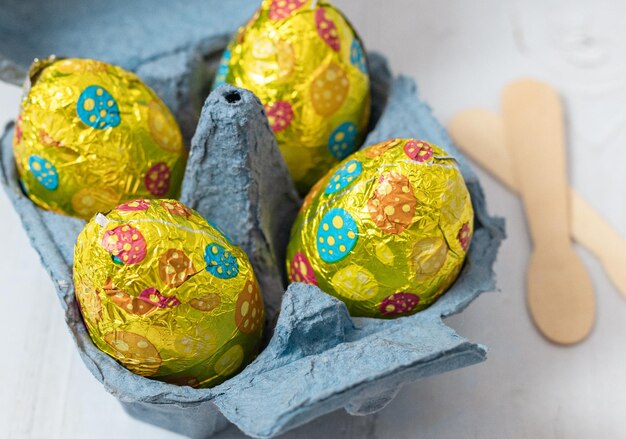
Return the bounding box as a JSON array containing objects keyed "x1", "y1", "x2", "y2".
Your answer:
[
  {"x1": 214, "y1": 0, "x2": 371, "y2": 194},
  {"x1": 13, "y1": 57, "x2": 187, "y2": 220},
  {"x1": 286, "y1": 139, "x2": 474, "y2": 318},
  {"x1": 74, "y1": 199, "x2": 264, "y2": 387}
]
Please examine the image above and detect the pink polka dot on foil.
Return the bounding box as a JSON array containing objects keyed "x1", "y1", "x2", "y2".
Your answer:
[
  {"x1": 290, "y1": 251, "x2": 318, "y2": 286},
  {"x1": 315, "y1": 8, "x2": 341, "y2": 51},
  {"x1": 379, "y1": 292, "x2": 420, "y2": 316}
]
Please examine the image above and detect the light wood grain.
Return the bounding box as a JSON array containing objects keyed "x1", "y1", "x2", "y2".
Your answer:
[
  {"x1": 502, "y1": 79, "x2": 595, "y2": 344},
  {"x1": 448, "y1": 110, "x2": 516, "y2": 191}
]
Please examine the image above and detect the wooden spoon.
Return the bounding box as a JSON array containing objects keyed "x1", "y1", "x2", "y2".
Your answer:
[
  {"x1": 448, "y1": 109, "x2": 514, "y2": 190},
  {"x1": 449, "y1": 109, "x2": 626, "y2": 299},
  {"x1": 501, "y1": 79, "x2": 595, "y2": 344}
]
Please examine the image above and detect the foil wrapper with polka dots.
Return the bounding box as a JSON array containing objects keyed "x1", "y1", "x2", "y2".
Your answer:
[
  {"x1": 13, "y1": 57, "x2": 187, "y2": 220},
  {"x1": 286, "y1": 139, "x2": 474, "y2": 318},
  {"x1": 214, "y1": 0, "x2": 371, "y2": 194},
  {"x1": 74, "y1": 199, "x2": 264, "y2": 388}
]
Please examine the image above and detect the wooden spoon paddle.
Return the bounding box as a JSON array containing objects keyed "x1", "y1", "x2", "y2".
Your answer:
[{"x1": 500, "y1": 79, "x2": 595, "y2": 344}]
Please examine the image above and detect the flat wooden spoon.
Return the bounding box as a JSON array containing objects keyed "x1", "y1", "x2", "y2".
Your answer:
[
  {"x1": 448, "y1": 109, "x2": 514, "y2": 190},
  {"x1": 501, "y1": 79, "x2": 595, "y2": 345},
  {"x1": 448, "y1": 109, "x2": 626, "y2": 299}
]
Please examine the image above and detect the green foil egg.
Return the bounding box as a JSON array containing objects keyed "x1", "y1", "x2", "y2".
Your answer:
[
  {"x1": 215, "y1": 0, "x2": 371, "y2": 194},
  {"x1": 74, "y1": 199, "x2": 264, "y2": 387},
  {"x1": 286, "y1": 139, "x2": 474, "y2": 318}
]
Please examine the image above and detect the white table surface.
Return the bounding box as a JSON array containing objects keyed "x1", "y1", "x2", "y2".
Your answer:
[{"x1": 3, "y1": 0, "x2": 626, "y2": 437}]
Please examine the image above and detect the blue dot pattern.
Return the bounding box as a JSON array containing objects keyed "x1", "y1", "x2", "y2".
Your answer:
[
  {"x1": 213, "y1": 49, "x2": 231, "y2": 90},
  {"x1": 317, "y1": 208, "x2": 358, "y2": 263},
  {"x1": 76, "y1": 85, "x2": 121, "y2": 130},
  {"x1": 204, "y1": 243, "x2": 239, "y2": 279},
  {"x1": 28, "y1": 155, "x2": 58, "y2": 190},
  {"x1": 325, "y1": 159, "x2": 362, "y2": 195},
  {"x1": 350, "y1": 39, "x2": 367, "y2": 74},
  {"x1": 328, "y1": 122, "x2": 358, "y2": 159}
]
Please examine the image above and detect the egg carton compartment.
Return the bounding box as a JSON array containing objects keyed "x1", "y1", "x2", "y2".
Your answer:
[{"x1": 0, "y1": 1, "x2": 505, "y2": 438}]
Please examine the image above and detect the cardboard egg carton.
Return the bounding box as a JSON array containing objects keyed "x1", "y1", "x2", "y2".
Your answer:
[{"x1": 0, "y1": 0, "x2": 504, "y2": 437}]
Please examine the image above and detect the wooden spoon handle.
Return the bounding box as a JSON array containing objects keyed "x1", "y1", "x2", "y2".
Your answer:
[
  {"x1": 448, "y1": 109, "x2": 516, "y2": 191},
  {"x1": 502, "y1": 79, "x2": 571, "y2": 248}
]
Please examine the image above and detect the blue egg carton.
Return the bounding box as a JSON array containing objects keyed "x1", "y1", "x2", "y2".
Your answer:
[{"x1": 0, "y1": 1, "x2": 504, "y2": 437}]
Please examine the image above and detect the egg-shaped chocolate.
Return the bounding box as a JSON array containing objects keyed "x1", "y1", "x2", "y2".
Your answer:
[
  {"x1": 74, "y1": 199, "x2": 264, "y2": 387},
  {"x1": 214, "y1": 0, "x2": 371, "y2": 194},
  {"x1": 287, "y1": 139, "x2": 474, "y2": 318},
  {"x1": 13, "y1": 57, "x2": 187, "y2": 219}
]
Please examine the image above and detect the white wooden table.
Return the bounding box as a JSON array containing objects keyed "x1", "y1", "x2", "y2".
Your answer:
[{"x1": 3, "y1": 0, "x2": 626, "y2": 437}]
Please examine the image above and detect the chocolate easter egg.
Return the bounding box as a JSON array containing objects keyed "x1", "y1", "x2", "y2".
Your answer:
[
  {"x1": 13, "y1": 57, "x2": 186, "y2": 219},
  {"x1": 74, "y1": 199, "x2": 264, "y2": 387},
  {"x1": 214, "y1": 0, "x2": 370, "y2": 194},
  {"x1": 287, "y1": 139, "x2": 474, "y2": 318}
]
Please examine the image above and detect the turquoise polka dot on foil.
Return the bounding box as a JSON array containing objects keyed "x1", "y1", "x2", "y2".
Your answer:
[
  {"x1": 328, "y1": 122, "x2": 358, "y2": 159},
  {"x1": 204, "y1": 243, "x2": 239, "y2": 279},
  {"x1": 213, "y1": 49, "x2": 231, "y2": 90},
  {"x1": 317, "y1": 208, "x2": 358, "y2": 263},
  {"x1": 76, "y1": 85, "x2": 120, "y2": 129},
  {"x1": 28, "y1": 155, "x2": 58, "y2": 190},
  {"x1": 350, "y1": 39, "x2": 367, "y2": 74},
  {"x1": 325, "y1": 159, "x2": 362, "y2": 195}
]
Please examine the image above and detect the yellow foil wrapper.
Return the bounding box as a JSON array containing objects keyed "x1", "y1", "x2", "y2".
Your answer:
[
  {"x1": 74, "y1": 199, "x2": 264, "y2": 388},
  {"x1": 215, "y1": 0, "x2": 371, "y2": 194},
  {"x1": 13, "y1": 57, "x2": 187, "y2": 220},
  {"x1": 286, "y1": 139, "x2": 474, "y2": 318}
]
